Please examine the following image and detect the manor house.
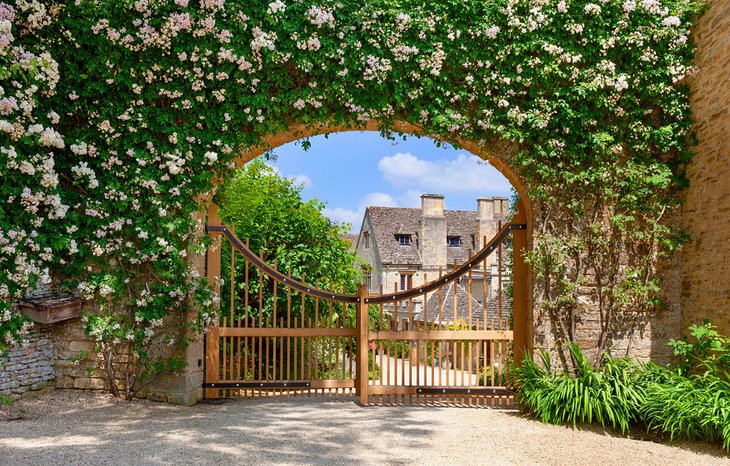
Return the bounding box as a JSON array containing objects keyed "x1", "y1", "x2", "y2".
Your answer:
[{"x1": 355, "y1": 194, "x2": 510, "y2": 327}]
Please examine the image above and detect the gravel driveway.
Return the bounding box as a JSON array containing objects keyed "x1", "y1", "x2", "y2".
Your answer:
[{"x1": 0, "y1": 390, "x2": 728, "y2": 465}]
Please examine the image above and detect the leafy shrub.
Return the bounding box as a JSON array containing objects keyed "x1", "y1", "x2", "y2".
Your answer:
[
  {"x1": 668, "y1": 321, "x2": 730, "y2": 377},
  {"x1": 641, "y1": 321, "x2": 730, "y2": 449},
  {"x1": 516, "y1": 322, "x2": 730, "y2": 450},
  {"x1": 515, "y1": 342, "x2": 644, "y2": 433}
]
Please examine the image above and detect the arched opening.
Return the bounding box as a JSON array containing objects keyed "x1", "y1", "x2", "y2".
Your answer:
[
  {"x1": 198, "y1": 122, "x2": 532, "y2": 403},
  {"x1": 225, "y1": 121, "x2": 531, "y2": 212}
]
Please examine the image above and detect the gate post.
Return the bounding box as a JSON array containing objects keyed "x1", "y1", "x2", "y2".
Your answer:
[
  {"x1": 512, "y1": 199, "x2": 531, "y2": 367},
  {"x1": 356, "y1": 284, "x2": 369, "y2": 405},
  {"x1": 205, "y1": 205, "x2": 222, "y2": 399}
]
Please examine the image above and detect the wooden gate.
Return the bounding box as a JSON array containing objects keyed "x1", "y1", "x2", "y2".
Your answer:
[{"x1": 204, "y1": 218, "x2": 526, "y2": 406}]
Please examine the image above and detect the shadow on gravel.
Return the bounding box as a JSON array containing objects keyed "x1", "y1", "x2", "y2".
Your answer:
[
  {"x1": 5, "y1": 391, "x2": 730, "y2": 465},
  {"x1": 0, "y1": 392, "x2": 441, "y2": 464}
]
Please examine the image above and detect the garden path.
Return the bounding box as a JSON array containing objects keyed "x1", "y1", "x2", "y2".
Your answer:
[{"x1": 374, "y1": 354, "x2": 479, "y2": 386}]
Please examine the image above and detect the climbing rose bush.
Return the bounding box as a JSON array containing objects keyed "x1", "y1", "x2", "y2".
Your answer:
[
  {"x1": 1, "y1": 0, "x2": 702, "y2": 390},
  {"x1": 0, "y1": 1, "x2": 63, "y2": 352}
]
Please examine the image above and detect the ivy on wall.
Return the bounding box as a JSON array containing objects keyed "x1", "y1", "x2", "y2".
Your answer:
[{"x1": 1, "y1": 0, "x2": 701, "y2": 390}]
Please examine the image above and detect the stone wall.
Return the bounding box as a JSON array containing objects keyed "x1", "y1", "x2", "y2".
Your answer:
[
  {"x1": 51, "y1": 318, "x2": 107, "y2": 391},
  {"x1": 532, "y1": 0, "x2": 730, "y2": 361},
  {"x1": 0, "y1": 325, "x2": 55, "y2": 396},
  {"x1": 682, "y1": 0, "x2": 730, "y2": 334},
  {"x1": 2, "y1": 3, "x2": 729, "y2": 403},
  {"x1": 1, "y1": 314, "x2": 201, "y2": 405},
  {"x1": 532, "y1": 297, "x2": 678, "y2": 367},
  {"x1": 0, "y1": 317, "x2": 107, "y2": 398},
  {"x1": 51, "y1": 315, "x2": 203, "y2": 405}
]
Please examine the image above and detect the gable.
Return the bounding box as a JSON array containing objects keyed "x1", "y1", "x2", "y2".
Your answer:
[{"x1": 365, "y1": 207, "x2": 422, "y2": 266}]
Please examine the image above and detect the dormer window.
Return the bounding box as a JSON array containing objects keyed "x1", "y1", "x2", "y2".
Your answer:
[
  {"x1": 447, "y1": 236, "x2": 461, "y2": 247},
  {"x1": 395, "y1": 234, "x2": 412, "y2": 246}
]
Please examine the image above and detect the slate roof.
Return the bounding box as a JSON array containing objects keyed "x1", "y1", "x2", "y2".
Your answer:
[
  {"x1": 418, "y1": 283, "x2": 508, "y2": 329},
  {"x1": 364, "y1": 207, "x2": 423, "y2": 265},
  {"x1": 444, "y1": 210, "x2": 479, "y2": 265},
  {"x1": 363, "y1": 206, "x2": 501, "y2": 266}
]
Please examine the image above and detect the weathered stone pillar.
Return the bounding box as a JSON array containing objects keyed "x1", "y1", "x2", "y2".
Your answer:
[{"x1": 143, "y1": 207, "x2": 211, "y2": 405}]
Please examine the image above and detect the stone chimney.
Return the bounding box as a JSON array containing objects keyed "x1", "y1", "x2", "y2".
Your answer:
[
  {"x1": 419, "y1": 194, "x2": 447, "y2": 268},
  {"x1": 475, "y1": 197, "x2": 509, "y2": 248}
]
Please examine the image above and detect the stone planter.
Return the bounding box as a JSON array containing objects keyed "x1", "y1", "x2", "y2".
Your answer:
[{"x1": 19, "y1": 293, "x2": 83, "y2": 324}]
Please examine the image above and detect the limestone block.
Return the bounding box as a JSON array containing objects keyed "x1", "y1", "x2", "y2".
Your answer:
[
  {"x1": 167, "y1": 390, "x2": 199, "y2": 406},
  {"x1": 31, "y1": 381, "x2": 49, "y2": 391},
  {"x1": 68, "y1": 340, "x2": 96, "y2": 353},
  {"x1": 73, "y1": 378, "x2": 107, "y2": 390},
  {"x1": 55, "y1": 375, "x2": 74, "y2": 389}
]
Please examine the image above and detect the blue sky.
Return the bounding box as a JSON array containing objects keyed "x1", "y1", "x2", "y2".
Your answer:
[{"x1": 268, "y1": 132, "x2": 512, "y2": 232}]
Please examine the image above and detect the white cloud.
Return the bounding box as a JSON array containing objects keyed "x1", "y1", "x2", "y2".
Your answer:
[
  {"x1": 265, "y1": 163, "x2": 312, "y2": 188},
  {"x1": 360, "y1": 192, "x2": 398, "y2": 208},
  {"x1": 324, "y1": 192, "x2": 398, "y2": 232},
  {"x1": 290, "y1": 174, "x2": 312, "y2": 188},
  {"x1": 377, "y1": 152, "x2": 511, "y2": 194}
]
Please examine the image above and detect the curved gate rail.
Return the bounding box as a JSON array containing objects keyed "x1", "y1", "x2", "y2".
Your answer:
[
  {"x1": 203, "y1": 222, "x2": 526, "y2": 406},
  {"x1": 203, "y1": 224, "x2": 360, "y2": 399}
]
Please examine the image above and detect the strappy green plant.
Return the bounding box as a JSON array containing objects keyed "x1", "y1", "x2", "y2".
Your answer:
[
  {"x1": 641, "y1": 321, "x2": 730, "y2": 450},
  {"x1": 515, "y1": 342, "x2": 644, "y2": 433},
  {"x1": 517, "y1": 323, "x2": 730, "y2": 450}
]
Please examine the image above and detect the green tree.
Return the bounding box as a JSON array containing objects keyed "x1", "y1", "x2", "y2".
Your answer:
[
  {"x1": 218, "y1": 158, "x2": 361, "y2": 287},
  {"x1": 217, "y1": 159, "x2": 362, "y2": 319}
]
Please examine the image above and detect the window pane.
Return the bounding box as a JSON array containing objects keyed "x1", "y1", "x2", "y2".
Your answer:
[
  {"x1": 399, "y1": 273, "x2": 413, "y2": 290},
  {"x1": 395, "y1": 234, "x2": 411, "y2": 246}
]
